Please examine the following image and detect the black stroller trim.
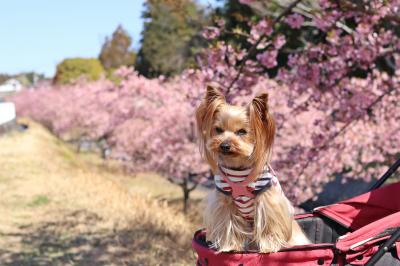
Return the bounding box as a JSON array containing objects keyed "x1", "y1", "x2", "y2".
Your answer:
[
  {"x1": 365, "y1": 227, "x2": 400, "y2": 266},
  {"x1": 369, "y1": 157, "x2": 400, "y2": 191}
]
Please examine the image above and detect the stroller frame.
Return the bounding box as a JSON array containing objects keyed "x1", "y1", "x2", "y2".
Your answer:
[{"x1": 365, "y1": 157, "x2": 400, "y2": 266}]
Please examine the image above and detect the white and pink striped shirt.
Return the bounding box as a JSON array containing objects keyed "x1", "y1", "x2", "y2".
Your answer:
[{"x1": 214, "y1": 165, "x2": 283, "y2": 221}]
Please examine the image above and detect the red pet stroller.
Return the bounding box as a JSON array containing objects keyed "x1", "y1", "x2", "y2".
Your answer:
[{"x1": 192, "y1": 158, "x2": 400, "y2": 265}]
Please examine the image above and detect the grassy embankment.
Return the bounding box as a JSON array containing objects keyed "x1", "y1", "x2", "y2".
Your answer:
[{"x1": 0, "y1": 119, "x2": 205, "y2": 265}]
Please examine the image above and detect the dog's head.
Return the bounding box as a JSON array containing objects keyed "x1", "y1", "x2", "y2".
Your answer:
[{"x1": 196, "y1": 85, "x2": 275, "y2": 175}]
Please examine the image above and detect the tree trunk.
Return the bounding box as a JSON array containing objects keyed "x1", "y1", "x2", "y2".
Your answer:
[
  {"x1": 179, "y1": 174, "x2": 199, "y2": 214},
  {"x1": 183, "y1": 186, "x2": 190, "y2": 214},
  {"x1": 181, "y1": 178, "x2": 190, "y2": 214}
]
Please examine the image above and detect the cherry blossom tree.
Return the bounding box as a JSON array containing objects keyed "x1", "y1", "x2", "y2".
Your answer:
[
  {"x1": 10, "y1": 0, "x2": 400, "y2": 208},
  {"x1": 11, "y1": 68, "x2": 209, "y2": 213},
  {"x1": 197, "y1": 0, "x2": 400, "y2": 204},
  {"x1": 108, "y1": 68, "x2": 209, "y2": 213}
]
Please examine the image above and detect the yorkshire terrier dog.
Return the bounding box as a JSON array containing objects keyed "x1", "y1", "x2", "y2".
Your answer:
[{"x1": 196, "y1": 85, "x2": 309, "y2": 253}]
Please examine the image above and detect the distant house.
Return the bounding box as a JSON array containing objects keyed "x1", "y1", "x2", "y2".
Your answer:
[
  {"x1": 0, "y1": 102, "x2": 16, "y2": 125},
  {"x1": 0, "y1": 79, "x2": 19, "y2": 132},
  {"x1": 0, "y1": 79, "x2": 22, "y2": 94}
]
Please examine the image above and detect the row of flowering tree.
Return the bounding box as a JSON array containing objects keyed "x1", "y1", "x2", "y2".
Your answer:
[
  {"x1": 199, "y1": 0, "x2": 400, "y2": 203},
  {"x1": 12, "y1": 0, "x2": 399, "y2": 210},
  {"x1": 12, "y1": 69, "x2": 209, "y2": 213}
]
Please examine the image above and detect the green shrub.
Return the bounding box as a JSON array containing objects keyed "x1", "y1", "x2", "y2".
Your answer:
[{"x1": 54, "y1": 58, "x2": 105, "y2": 84}]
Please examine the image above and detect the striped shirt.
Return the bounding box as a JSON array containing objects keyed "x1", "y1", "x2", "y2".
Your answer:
[{"x1": 214, "y1": 165, "x2": 282, "y2": 220}]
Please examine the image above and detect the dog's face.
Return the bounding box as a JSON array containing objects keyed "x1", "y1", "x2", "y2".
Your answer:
[
  {"x1": 196, "y1": 85, "x2": 276, "y2": 173},
  {"x1": 207, "y1": 104, "x2": 255, "y2": 168}
]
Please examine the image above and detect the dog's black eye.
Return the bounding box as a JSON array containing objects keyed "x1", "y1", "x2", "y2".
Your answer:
[
  {"x1": 236, "y1": 129, "x2": 247, "y2": 136},
  {"x1": 215, "y1": 127, "x2": 224, "y2": 134}
]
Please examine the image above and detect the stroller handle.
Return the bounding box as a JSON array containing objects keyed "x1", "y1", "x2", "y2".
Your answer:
[
  {"x1": 364, "y1": 227, "x2": 400, "y2": 266},
  {"x1": 368, "y1": 157, "x2": 400, "y2": 191}
]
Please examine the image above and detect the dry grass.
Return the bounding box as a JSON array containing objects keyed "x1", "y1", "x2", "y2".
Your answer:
[{"x1": 0, "y1": 119, "x2": 205, "y2": 265}]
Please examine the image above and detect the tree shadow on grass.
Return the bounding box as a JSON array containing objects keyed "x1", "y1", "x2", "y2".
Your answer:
[{"x1": 0, "y1": 210, "x2": 194, "y2": 265}]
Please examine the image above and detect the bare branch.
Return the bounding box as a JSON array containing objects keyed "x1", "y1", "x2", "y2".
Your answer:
[
  {"x1": 226, "y1": 0, "x2": 303, "y2": 95},
  {"x1": 188, "y1": 182, "x2": 199, "y2": 192}
]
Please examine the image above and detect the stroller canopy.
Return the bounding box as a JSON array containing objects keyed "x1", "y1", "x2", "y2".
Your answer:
[{"x1": 315, "y1": 181, "x2": 400, "y2": 231}]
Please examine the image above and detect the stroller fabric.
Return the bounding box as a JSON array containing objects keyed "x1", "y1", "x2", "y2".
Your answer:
[{"x1": 192, "y1": 181, "x2": 400, "y2": 265}]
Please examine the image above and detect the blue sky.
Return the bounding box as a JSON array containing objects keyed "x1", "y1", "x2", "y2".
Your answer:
[{"x1": 0, "y1": 0, "x2": 219, "y2": 77}]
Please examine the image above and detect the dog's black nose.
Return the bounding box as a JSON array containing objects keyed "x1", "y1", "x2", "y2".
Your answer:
[{"x1": 220, "y1": 142, "x2": 231, "y2": 152}]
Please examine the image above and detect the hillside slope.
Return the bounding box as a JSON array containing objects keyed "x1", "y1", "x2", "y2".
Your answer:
[{"x1": 0, "y1": 119, "x2": 203, "y2": 265}]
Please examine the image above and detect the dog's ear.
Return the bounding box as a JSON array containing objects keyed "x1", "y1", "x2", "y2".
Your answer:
[
  {"x1": 251, "y1": 93, "x2": 270, "y2": 121},
  {"x1": 205, "y1": 84, "x2": 225, "y2": 104},
  {"x1": 195, "y1": 84, "x2": 225, "y2": 171},
  {"x1": 249, "y1": 93, "x2": 276, "y2": 172},
  {"x1": 196, "y1": 84, "x2": 225, "y2": 132}
]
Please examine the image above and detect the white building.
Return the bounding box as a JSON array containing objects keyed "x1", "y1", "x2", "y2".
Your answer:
[
  {"x1": 0, "y1": 79, "x2": 22, "y2": 93},
  {"x1": 0, "y1": 102, "x2": 16, "y2": 125},
  {"x1": 0, "y1": 79, "x2": 19, "y2": 127}
]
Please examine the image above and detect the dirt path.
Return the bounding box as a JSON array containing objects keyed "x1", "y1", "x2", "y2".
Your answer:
[{"x1": 0, "y1": 120, "x2": 199, "y2": 265}]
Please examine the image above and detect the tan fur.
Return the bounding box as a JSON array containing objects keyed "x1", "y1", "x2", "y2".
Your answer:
[
  {"x1": 248, "y1": 94, "x2": 276, "y2": 181},
  {"x1": 196, "y1": 85, "x2": 226, "y2": 171},
  {"x1": 196, "y1": 85, "x2": 310, "y2": 253}
]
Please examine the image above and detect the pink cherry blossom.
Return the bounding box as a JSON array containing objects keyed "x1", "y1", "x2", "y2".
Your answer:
[
  {"x1": 273, "y1": 34, "x2": 286, "y2": 49},
  {"x1": 202, "y1": 26, "x2": 220, "y2": 40},
  {"x1": 285, "y1": 14, "x2": 304, "y2": 29},
  {"x1": 257, "y1": 49, "x2": 278, "y2": 68},
  {"x1": 239, "y1": 0, "x2": 255, "y2": 4}
]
